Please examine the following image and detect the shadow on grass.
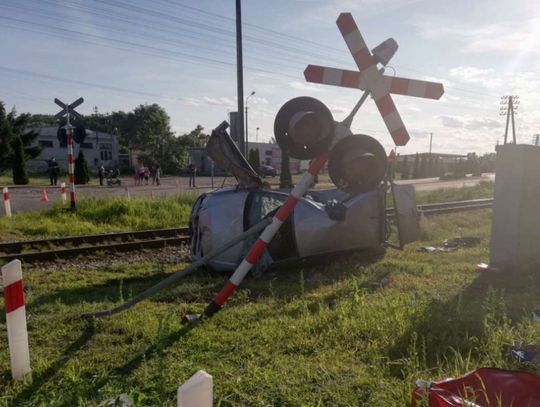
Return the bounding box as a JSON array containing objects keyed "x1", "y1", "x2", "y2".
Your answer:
[
  {"x1": 8, "y1": 321, "x2": 96, "y2": 406},
  {"x1": 113, "y1": 322, "x2": 198, "y2": 376},
  {"x1": 28, "y1": 272, "x2": 177, "y2": 308},
  {"x1": 29, "y1": 248, "x2": 386, "y2": 312},
  {"x1": 387, "y1": 265, "x2": 540, "y2": 377}
]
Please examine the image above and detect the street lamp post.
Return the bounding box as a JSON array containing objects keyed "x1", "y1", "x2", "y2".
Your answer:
[
  {"x1": 245, "y1": 91, "x2": 255, "y2": 157},
  {"x1": 256, "y1": 127, "x2": 260, "y2": 142}
]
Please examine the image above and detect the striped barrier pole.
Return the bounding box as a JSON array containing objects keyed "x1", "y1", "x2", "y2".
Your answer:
[
  {"x1": 66, "y1": 123, "x2": 76, "y2": 210},
  {"x1": 202, "y1": 153, "x2": 328, "y2": 318},
  {"x1": 3, "y1": 187, "x2": 12, "y2": 217},
  {"x1": 60, "y1": 182, "x2": 67, "y2": 204},
  {"x1": 2, "y1": 259, "x2": 31, "y2": 380}
]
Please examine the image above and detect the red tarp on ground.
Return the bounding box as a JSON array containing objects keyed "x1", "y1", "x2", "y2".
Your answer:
[{"x1": 412, "y1": 368, "x2": 540, "y2": 406}]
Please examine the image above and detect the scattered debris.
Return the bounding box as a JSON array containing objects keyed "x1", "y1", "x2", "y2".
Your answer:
[
  {"x1": 99, "y1": 393, "x2": 133, "y2": 407},
  {"x1": 505, "y1": 342, "x2": 539, "y2": 363},
  {"x1": 419, "y1": 236, "x2": 481, "y2": 253},
  {"x1": 443, "y1": 236, "x2": 481, "y2": 249},
  {"x1": 368, "y1": 276, "x2": 389, "y2": 289}
]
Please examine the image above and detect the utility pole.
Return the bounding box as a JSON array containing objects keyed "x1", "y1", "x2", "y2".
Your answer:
[
  {"x1": 429, "y1": 132, "x2": 433, "y2": 155},
  {"x1": 500, "y1": 95, "x2": 519, "y2": 144},
  {"x1": 534, "y1": 134, "x2": 539, "y2": 146},
  {"x1": 235, "y1": 0, "x2": 245, "y2": 157}
]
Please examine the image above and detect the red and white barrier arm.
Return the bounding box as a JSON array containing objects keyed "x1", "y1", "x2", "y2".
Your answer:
[
  {"x1": 202, "y1": 153, "x2": 328, "y2": 318},
  {"x1": 3, "y1": 187, "x2": 11, "y2": 217},
  {"x1": 2, "y1": 259, "x2": 31, "y2": 380}
]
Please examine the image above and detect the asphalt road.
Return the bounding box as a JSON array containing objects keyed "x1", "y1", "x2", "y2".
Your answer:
[{"x1": 1, "y1": 173, "x2": 495, "y2": 214}]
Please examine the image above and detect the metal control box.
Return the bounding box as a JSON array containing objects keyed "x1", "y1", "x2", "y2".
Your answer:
[{"x1": 490, "y1": 144, "x2": 540, "y2": 269}]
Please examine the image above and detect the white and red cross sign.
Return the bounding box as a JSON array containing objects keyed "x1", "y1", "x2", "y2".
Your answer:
[{"x1": 304, "y1": 13, "x2": 444, "y2": 146}]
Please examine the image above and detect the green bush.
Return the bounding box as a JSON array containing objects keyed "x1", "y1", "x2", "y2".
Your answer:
[
  {"x1": 11, "y1": 135, "x2": 29, "y2": 185},
  {"x1": 74, "y1": 150, "x2": 90, "y2": 184}
]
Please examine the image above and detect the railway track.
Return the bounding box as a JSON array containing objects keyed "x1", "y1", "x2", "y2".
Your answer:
[
  {"x1": 0, "y1": 228, "x2": 190, "y2": 263},
  {"x1": 387, "y1": 197, "x2": 494, "y2": 218},
  {"x1": 0, "y1": 198, "x2": 493, "y2": 263}
]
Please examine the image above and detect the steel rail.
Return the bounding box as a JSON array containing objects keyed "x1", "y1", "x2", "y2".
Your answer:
[
  {"x1": 0, "y1": 236, "x2": 190, "y2": 263},
  {"x1": 0, "y1": 227, "x2": 189, "y2": 254}
]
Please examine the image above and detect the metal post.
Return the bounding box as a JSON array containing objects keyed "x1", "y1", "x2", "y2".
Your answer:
[
  {"x1": 66, "y1": 113, "x2": 76, "y2": 210},
  {"x1": 235, "y1": 0, "x2": 245, "y2": 157},
  {"x1": 429, "y1": 132, "x2": 433, "y2": 154},
  {"x1": 510, "y1": 97, "x2": 516, "y2": 144},
  {"x1": 503, "y1": 98, "x2": 510, "y2": 145},
  {"x1": 245, "y1": 104, "x2": 248, "y2": 157},
  {"x1": 210, "y1": 160, "x2": 214, "y2": 189},
  {"x1": 245, "y1": 91, "x2": 255, "y2": 157}
]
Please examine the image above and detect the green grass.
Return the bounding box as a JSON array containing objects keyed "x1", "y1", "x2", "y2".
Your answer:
[
  {"x1": 1, "y1": 209, "x2": 539, "y2": 406},
  {"x1": 414, "y1": 180, "x2": 493, "y2": 205},
  {"x1": 0, "y1": 195, "x2": 197, "y2": 241},
  {"x1": 386, "y1": 180, "x2": 493, "y2": 208},
  {"x1": 0, "y1": 172, "x2": 55, "y2": 187}
]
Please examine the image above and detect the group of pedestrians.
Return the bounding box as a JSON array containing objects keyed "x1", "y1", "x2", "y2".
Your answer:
[
  {"x1": 134, "y1": 164, "x2": 161, "y2": 186},
  {"x1": 47, "y1": 157, "x2": 198, "y2": 189}
]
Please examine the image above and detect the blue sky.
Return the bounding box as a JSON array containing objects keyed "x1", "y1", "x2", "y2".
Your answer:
[{"x1": 0, "y1": 0, "x2": 538, "y2": 154}]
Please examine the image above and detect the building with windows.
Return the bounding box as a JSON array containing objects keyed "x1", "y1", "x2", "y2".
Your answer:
[{"x1": 27, "y1": 127, "x2": 119, "y2": 173}]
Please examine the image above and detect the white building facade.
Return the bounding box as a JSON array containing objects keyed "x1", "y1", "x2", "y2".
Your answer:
[{"x1": 27, "y1": 127, "x2": 119, "y2": 173}]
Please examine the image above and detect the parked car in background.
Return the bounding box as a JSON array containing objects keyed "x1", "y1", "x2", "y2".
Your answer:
[{"x1": 258, "y1": 164, "x2": 277, "y2": 177}]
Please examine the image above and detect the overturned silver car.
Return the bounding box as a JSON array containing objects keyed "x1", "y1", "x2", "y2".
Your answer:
[{"x1": 189, "y1": 112, "x2": 419, "y2": 273}]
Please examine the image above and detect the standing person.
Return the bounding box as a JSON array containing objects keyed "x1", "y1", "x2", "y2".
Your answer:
[
  {"x1": 138, "y1": 164, "x2": 145, "y2": 186},
  {"x1": 144, "y1": 166, "x2": 150, "y2": 185},
  {"x1": 98, "y1": 162, "x2": 105, "y2": 186},
  {"x1": 48, "y1": 157, "x2": 59, "y2": 186},
  {"x1": 151, "y1": 165, "x2": 156, "y2": 185},
  {"x1": 155, "y1": 165, "x2": 161, "y2": 186},
  {"x1": 133, "y1": 168, "x2": 139, "y2": 186},
  {"x1": 188, "y1": 163, "x2": 196, "y2": 188}
]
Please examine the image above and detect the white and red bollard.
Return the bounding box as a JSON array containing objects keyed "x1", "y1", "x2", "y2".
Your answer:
[
  {"x1": 2, "y1": 259, "x2": 31, "y2": 380},
  {"x1": 60, "y1": 182, "x2": 67, "y2": 204},
  {"x1": 202, "y1": 154, "x2": 328, "y2": 318},
  {"x1": 177, "y1": 370, "x2": 213, "y2": 407},
  {"x1": 3, "y1": 187, "x2": 11, "y2": 217}
]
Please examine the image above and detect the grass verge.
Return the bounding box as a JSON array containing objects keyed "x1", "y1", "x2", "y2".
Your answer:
[
  {"x1": 0, "y1": 209, "x2": 538, "y2": 406},
  {"x1": 0, "y1": 195, "x2": 196, "y2": 241}
]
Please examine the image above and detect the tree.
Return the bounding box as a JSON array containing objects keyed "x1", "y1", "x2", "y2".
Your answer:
[
  {"x1": 0, "y1": 103, "x2": 12, "y2": 170},
  {"x1": 0, "y1": 103, "x2": 41, "y2": 172},
  {"x1": 11, "y1": 135, "x2": 29, "y2": 185},
  {"x1": 74, "y1": 150, "x2": 90, "y2": 184},
  {"x1": 248, "y1": 148, "x2": 260, "y2": 171},
  {"x1": 419, "y1": 154, "x2": 427, "y2": 178},
  {"x1": 401, "y1": 156, "x2": 410, "y2": 180},
  {"x1": 279, "y1": 150, "x2": 293, "y2": 188},
  {"x1": 412, "y1": 153, "x2": 420, "y2": 179}
]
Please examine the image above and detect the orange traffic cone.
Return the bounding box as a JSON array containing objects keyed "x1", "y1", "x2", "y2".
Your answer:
[{"x1": 41, "y1": 189, "x2": 49, "y2": 202}]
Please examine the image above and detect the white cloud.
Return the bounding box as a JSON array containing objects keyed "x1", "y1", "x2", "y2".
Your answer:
[
  {"x1": 202, "y1": 96, "x2": 237, "y2": 109},
  {"x1": 289, "y1": 81, "x2": 324, "y2": 92},
  {"x1": 413, "y1": 17, "x2": 540, "y2": 55}
]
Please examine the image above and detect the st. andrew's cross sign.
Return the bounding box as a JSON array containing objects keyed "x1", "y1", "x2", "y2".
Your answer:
[{"x1": 304, "y1": 13, "x2": 444, "y2": 146}]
